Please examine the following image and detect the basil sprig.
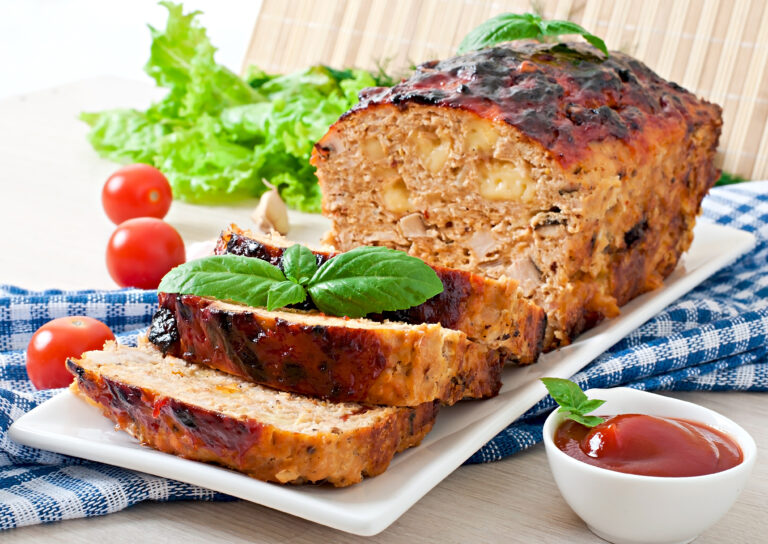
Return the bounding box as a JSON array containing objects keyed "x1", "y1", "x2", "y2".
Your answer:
[
  {"x1": 158, "y1": 255, "x2": 289, "y2": 308},
  {"x1": 159, "y1": 244, "x2": 444, "y2": 318},
  {"x1": 457, "y1": 13, "x2": 608, "y2": 57},
  {"x1": 541, "y1": 377, "x2": 606, "y2": 427}
]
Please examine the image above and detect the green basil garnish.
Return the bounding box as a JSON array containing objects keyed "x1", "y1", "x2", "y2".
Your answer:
[
  {"x1": 541, "y1": 377, "x2": 607, "y2": 427},
  {"x1": 159, "y1": 245, "x2": 444, "y2": 318},
  {"x1": 457, "y1": 12, "x2": 608, "y2": 57}
]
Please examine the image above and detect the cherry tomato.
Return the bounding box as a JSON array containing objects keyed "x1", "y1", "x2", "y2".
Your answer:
[
  {"x1": 26, "y1": 317, "x2": 115, "y2": 390},
  {"x1": 106, "y1": 217, "x2": 186, "y2": 289},
  {"x1": 102, "y1": 164, "x2": 173, "y2": 224}
]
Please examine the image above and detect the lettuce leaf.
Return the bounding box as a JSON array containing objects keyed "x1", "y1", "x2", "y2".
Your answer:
[
  {"x1": 144, "y1": 1, "x2": 263, "y2": 119},
  {"x1": 81, "y1": 109, "x2": 169, "y2": 164},
  {"x1": 80, "y1": 1, "x2": 378, "y2": 212}
]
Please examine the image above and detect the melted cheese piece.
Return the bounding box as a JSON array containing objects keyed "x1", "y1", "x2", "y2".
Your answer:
[
  {"x1": 410, "y1": 130, "x2": 451, "y2": 174},
  {"x1": 478, "y1": 160, "x2": 534, "y2": 201},
  {"x1": 382, "y1": 177, "x2": 412, "y2": 213}
]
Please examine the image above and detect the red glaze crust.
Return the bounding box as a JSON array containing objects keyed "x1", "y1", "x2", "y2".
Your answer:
[
  {"x1": 150, "y1": 293, "x2": 502, "y2": 406},
  {"x1": 332, "y1": 41, "x2": 720, "y2": 169}
]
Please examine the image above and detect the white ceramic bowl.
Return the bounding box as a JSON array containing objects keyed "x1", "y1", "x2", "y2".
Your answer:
[{"x1": 543, "y1": 387, "x2": 756, "y2": 544}]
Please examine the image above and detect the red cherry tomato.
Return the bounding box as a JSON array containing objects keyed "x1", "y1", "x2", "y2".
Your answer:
[
  {"x1": 106, "y1": 218, "x2": 186, "y2": 289},
  {"x1": 26, "y1": 317, "x2": 115, "y2": 390},
  {"x1": 102, "y1": 164, "x2": 173, "y2": 224}
]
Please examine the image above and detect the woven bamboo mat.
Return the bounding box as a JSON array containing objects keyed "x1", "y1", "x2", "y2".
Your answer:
[{"x1": 244, "y1": 0, "x2": 768, "y2": 181}]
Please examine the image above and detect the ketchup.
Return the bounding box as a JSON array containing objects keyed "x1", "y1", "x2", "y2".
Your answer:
[{"x1": 554, "y1": 414, "x2": 743, "y2": 477}]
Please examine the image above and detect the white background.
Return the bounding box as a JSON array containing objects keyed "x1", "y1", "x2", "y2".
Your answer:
[{"x1": 0, "y1": 0, "x2": 263, "y2": 99}]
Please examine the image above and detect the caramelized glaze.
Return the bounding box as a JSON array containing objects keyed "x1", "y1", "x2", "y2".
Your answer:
[
  {"x1": 157, "y1": 293, "x2": 389, "y2": 402},
  {"x1": 73, "y1": 363, "x2": 266, "y2": 458},
  {"x1": 345, "y1": 42, "x2": 717, "y2": 167}
]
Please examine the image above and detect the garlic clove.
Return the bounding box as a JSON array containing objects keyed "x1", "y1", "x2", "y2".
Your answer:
[{"x1": 252, "y1": 188, "x2": 290, "y2": 235}]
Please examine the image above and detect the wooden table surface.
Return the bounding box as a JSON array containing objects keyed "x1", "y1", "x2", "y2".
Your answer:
[{"x1": 1, "y1": 79, "x2": 766, "y2": 543}]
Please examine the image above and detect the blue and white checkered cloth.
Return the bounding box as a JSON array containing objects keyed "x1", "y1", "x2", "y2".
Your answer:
[{"x1": 2, "y1": 183, "x2": 767, "y2": 529}]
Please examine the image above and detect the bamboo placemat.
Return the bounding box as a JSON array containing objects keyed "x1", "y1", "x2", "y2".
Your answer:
[{"x1": 244, "y1": 0, "x2": 768, "y2": 181}]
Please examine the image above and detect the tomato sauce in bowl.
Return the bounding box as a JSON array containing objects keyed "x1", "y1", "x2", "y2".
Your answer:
[
  {"x1": 554, "y1": 413, "x2": 743, "y2": 477},
  {"x1": 542, "y1": 388, "x2": 756, "y2": 544}
]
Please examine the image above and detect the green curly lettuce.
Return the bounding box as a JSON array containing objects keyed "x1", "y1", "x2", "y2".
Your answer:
[{"x1": 80, "y1": 2, "x2": 379, "y2": 212}]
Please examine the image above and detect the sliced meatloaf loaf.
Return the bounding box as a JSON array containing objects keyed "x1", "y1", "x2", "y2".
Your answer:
[
  {"x1": 214, "y1": 224, "x2": 546, "y2": 365},
  {"x1": 311, "y1": 41, "x2": 722, "y2": 349},
  {"x1": 148, "y1": 292, "x2": 502, "y2": 406},
  {"x1": 68, "y1": 342, "x2": 438, "y2": 487}
]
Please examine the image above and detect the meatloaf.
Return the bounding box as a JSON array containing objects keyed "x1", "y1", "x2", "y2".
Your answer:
[
  {"x1": 311, "y1": 41, "x2": 722, "y2": 349},
  {"x1": 215, "y1": 224, "x2": 546, "y2": 365},
  {"x1": 149, "y1": 292, "x2": 502, "y2": 406},
  {"x1": 68, "y1": 342, "x2": 438, "y2": 487}
]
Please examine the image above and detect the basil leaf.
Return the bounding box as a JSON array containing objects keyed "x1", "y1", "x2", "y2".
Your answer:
[
  {"x1": 266, "y1": 281, "x2": 307, "y2": 310},
  {"x1": 541, "y1": 377, "x2": 587, "y2": 408},
  {"x1": 160, "y1": 245, "x2": 444, "y2": 317},
  {"x1": 307, "y1": 246, "x2": 444, "y2": 318},
  {"x1": 457, "y1": 12, "x2": 608, "y2": 57},
  {"x1": 576, "y1": 398, "x2": 607, "y2": 414},
  {"x1": 567, "y1": 413, "x2": 606, "y2": 427},
  {"x1": 539, "y1": 20, "x2": 608, "y2": 57},
  {"x1": 541, "y1": 377, "x2": 605, "y2": 427},
  {"x1": 159, "y1": 255, "x2": 287, "y2": 307},
  {"x1": 282, "y1": 244, "x2": 318, "y2": 285},
  {"x1": 458, "y1": 13, "x2": 541, "y2": 54}
]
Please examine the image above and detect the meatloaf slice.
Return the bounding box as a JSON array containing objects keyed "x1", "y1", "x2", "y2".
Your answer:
[
  {"x1": 149, "y1": 292, "x2": 501, "y2": 406},
  {"x1": 214, "y1": 224, "x2": 546, "y2": 365},
  {"x1": 311, "y1": 41, "x2": 722, "y2": 350},
  {"x1": 68, "y1": 342, "x2": 438, "y2": 487}
]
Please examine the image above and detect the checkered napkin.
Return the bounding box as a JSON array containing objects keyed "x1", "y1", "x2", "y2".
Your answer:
[{"x1": 1, "y1": 183, "x2": 767, "y2": 529}]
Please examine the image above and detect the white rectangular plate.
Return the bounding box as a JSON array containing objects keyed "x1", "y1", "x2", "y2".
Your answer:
[{"x1": 10, "y1": 221, "x2": 756, "y2": 536}]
